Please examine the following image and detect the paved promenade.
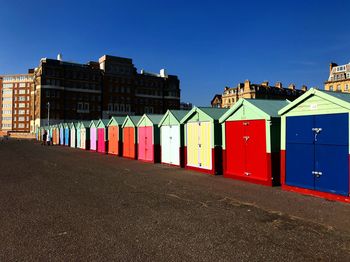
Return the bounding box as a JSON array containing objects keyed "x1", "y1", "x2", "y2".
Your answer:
[{"x1": 0, "y1": 139, "x2": 349, "y2": 261}]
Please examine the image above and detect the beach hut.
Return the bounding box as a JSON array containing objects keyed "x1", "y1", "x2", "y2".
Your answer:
[
  {"x1": 59, "y1": 123, "x2": 65, "y2": 145},
  {"x1": 180, "y1": 107, "x2": 228, "y2": 175},
  {"x1": 107, "y1": 116, "x2": 126, "y2": 156},
  {"x1": 158, "y1": 110, "x2": 189, "y2": 167},
  {"x1": 97, "y1": 119, "x2": 109, "y2": 153},
  {"x1": 122, "y1": 116, "x2": 142, "y2": 159},
  {"x1": 48, "y1": 126, "x2": 53, "y2": 144},
  {"x1": 136, "y1": 114, "x2": 163, "y2": 163},
  {"x1": 279, "y1": 88, "x2": 350, "y2": 202},
  {"x1": 76, "y1": 122, "x2": 81, "y2": 149},
  {"x1": 52, "y1": 125, "x2": 57, "y2": 145},
  {"x1": 70, "y1": 122, "x2": 78, "y2": 148},
  {"x1": 80, "y1": 121, "x2": 91, "y2": 150},
  {"x1": 89, "y1": 120, "x2": 98, "y2": 151},
  {"x1": 219, "y1": 99, "x2": 289, "y2": 186},
  {"x1": 55, "y1": 125, "x2": 60, "y2": 145},
  {"x1": 64, "y1": 123, "x2": 70, "y2": 146}
]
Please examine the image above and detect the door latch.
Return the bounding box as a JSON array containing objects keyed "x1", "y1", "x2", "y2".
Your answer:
[
  {"x1": 243, "y1": 122, "x2": 249, "y2": 126},
  {"x1": 312, "y1": 171, "x2": 323, "y2": 178},
  {"x1": 312, "y1": 128, "x2": 322, "y2": 141},
  {"x1": 244, "y1": 172, "x2": 251, "y2": 176}
]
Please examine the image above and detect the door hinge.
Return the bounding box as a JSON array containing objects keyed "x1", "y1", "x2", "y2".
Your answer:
[
  {"x1": 243, "y1": 136, "x2": 250, "y2": 142},
  {"x1": 243, "y1": 122, "x2": 249, "y2": 126},
  {"x1": 244, "y1": 172, "x2": 251, "y2": 176}
]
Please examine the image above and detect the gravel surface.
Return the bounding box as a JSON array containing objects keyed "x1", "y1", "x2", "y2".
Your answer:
[{"x1": 0, "y1": 139, "x2": 349, "y2": 261}]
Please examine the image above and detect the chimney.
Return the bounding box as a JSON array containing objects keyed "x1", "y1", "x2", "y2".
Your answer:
[
  {"x1": 160, "y1": 69, "x2": 167, "y2": 78},
  {"x1": 288, "y1": 83, "x2": 296, "y2": 90},
  {"x1": 244, "y1": 80, "x2": 251, "y2": 91},
  {"x1": 275, "y1": 82, "x2": 282, "y2": 88},
  {"x1": 301, "y1": 85, "x2": 307, "y2": 92},
  {"x1": 261, "y1": 81, "x2": 269, "y2": 87},
  {"x1": 330, "y1": 62, "x2": 338, "y2": 74}
]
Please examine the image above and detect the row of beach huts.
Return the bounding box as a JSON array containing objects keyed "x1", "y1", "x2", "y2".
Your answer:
[{"x1": 36, "y1": 88, "x2": 350, "y2": 203}]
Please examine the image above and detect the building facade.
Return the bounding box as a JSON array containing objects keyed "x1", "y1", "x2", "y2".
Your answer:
[
  {"x1": 324, "y1": 62, "x2": 350, "y2": 92},
  {"x1": 211, "y1": 94, "x2": 222, "y2": 108},
  {"x1": 217, "y1": 80, "x2": 306, "y2": 108},
  {"x1": 100, "y1": 55, "x2": 180, "y2": 118},
  {"x1": 31, "y1": 54, "x2": 180, "y2": 132},
  {"x1": 32, "y1": 56, "x2": 103, "y2": 131},
  {"x1": 0, "y1": 72, "x2": 34, "y2": 132}
]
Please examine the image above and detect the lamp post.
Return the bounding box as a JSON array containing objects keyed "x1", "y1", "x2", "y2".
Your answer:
[{"x1": 47, "y1": 102, "x2": 50, "y2": 126}]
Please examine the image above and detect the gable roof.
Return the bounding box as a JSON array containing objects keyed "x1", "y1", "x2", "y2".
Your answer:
[
  {"x1": 158, "y1": 110, "x2": 190, "y2": 126},
  {"x1": 89, "y1": 120, "x2": 99, "y2": 128},
  {"x1": 137, "y1": 114, "x2": 164, "y2": 126},
  {"x1": 97, "y1": 119, "x2": 109, "y2": 128},
  {"x1": 278, "y1": 88, "x2": 350, "y2": 115},
  {"x1": 219, "y1": 98, "x2": 289, "y2": 122},
  {"x1": 107, "y1": 116, "x2": 126, "y2": 126},
  {"x1": 180, "y1": 107, "x2": 228, "y2": 123},
  {"x1": 122, "y1": 115, "x2": 142, "y2": 128},
  {"x1": 80, "y1": 121, "x2": 91, "y2": 128}
]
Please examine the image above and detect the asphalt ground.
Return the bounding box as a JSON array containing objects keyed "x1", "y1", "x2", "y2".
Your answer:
[{"x1": 0, "y1": 139, "x2": 350, "y2": 261}]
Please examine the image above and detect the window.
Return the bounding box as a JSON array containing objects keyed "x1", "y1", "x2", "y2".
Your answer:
[
  {"x1": 19, "y1": 103, "x2": 25, "y2": 108},
  {"x1": 346, "y1": 84, "x2": 349, "y2": 91},
  {"x1": 3, "y1": 83, "x2": 13, "y2": 88},
  {"x1": 19, "y1": 90, "x2": 26, "y2": 94},
  {"x1": 19, "y1": 96, "x2": 26, "y2": 101},
  {"x1": 337, "y1": 85, "x2": 341, "y2": 91},
  {"x1": 329, "y1": 85, "x2": 334, "y2": 91},
  {"x1": 19, "y1": 83, "x2": 25, "y2": 87}
]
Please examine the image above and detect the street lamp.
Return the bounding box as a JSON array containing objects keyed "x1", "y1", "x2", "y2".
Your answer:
[{"x1": 47, "y1": 101, "x2": 50, "y2": 126}]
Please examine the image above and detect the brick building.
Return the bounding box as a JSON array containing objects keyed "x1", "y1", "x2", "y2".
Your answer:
[
  {"x1": 32, "y1": 55, "x2": 103, "y2": 130},
  {"x1": 0, "y1": 71, "x2": 34, "y2": 132},
  {"x1": 324, "y1": 62, "x2": 350, "y2": 92},
  {"x1": 214, "y1": 80, "x2": 306, "y2": 108},
  {"x1": 99, "y1": 55, "x2": 180, "y2": 118},
  {"x1": 31, "y1": 54, "x2": 180, "y2": 132}
]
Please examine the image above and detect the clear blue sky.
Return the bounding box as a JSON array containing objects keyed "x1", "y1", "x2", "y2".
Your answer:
[{"x1": 1, "y1": 0, "x2": 350, "y2": 106}]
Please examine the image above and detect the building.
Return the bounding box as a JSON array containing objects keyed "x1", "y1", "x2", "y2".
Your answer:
[
  {"x1": 99, "y1": 55, "x2": 180, "y2": 118},
  {"x1": 324, "y1": 62, "x2": 350, "y2": 92},
  {"x1": 180, "y1": 102, "x2": 193, "y2": 110},
  {"x1": 32, "y1": 55, "x2": 103, "y2": 131},
  {"x1": 218, "y1": 80, "x2": 306, "y2": 108},
  {"x1": 0, "y1": 71, "x2": 34, "y2": 132},
  {"x1": 211, "y1": 94, "x2": 222, "y2": 108},
  {"x1": 32, "y1": 54, "x2": 180, "y2": 132}
]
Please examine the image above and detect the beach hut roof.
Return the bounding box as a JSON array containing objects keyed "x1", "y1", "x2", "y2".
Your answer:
[
  {"x1": 122, "y1": 115, "x2": 142, "y2": 128},
  {"x1": 180, "y1": 107, "x2": 228, "y2": 124},
  {"x1": 279, "y1": 88, "x2": 350, "y2": 115},
  {"x1": 107, "y1": 116, "x2": 127, "y2": 126},
  {"x1": 219, "y1": 98, "x2": 290, "y2": 123},
  {"x1": 158, "y1": 110, "x2": 190, "y2": 127}
]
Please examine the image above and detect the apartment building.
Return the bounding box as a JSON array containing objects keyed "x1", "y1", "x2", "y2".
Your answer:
[
  {"x1": 32, "y1": 55, "x2": 103, "y2": 130},
  {"x1": 0, "y1": 71, "x2": 33, "y2": 132},
  {"x1": 324, "y1": 62, "x2": 350, "y2": 92},
  {"x1": 32, "y1": 54, "x2": 180, "y2": 132},
  {"x1": 100, "y1": 55, "x2": 180, "y2": 118},
  {"x1": 214, "y1": 80, "x2": 306, "y2": 108}
]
